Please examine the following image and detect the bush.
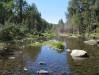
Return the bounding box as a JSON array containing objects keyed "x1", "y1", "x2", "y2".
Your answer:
[{"x1": 0, "y1": 23, "x2": 26, "y2": 41}]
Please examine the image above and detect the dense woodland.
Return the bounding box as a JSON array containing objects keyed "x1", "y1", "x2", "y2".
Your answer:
[
  {"x1": 66, "y1": 0, "x2": 99, "y2": 38},
  {"x1": 0, "y1": 0, "x2": 99, "y2": 40},
  {"x1": 0, "y1": 0, "x2": 53, "y2": 41}
]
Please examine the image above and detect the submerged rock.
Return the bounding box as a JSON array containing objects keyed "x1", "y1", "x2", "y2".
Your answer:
[
  {"x1": 39, "y1": 61, "x2": 46, "y2": 65},
  {"x1": 37, "y1": 70, "x2": 49, "y2": 74},
  {"x1": 84, "y1": 39, "x2": 97, "y2": 45},
  {"x1": 70, "y1": 49, "x2": 88, "y2": 57}
]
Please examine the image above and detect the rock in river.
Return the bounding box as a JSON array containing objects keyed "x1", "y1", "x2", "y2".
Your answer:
[
  {"x1": 23, "y1": 67, "x2": 28, "y2": 71},
  {"x1": 84, "y1": 39, "x2": 97, "y2": 45},
  {"x1": 39, "y1": 61, "x2": 46, "y2": 65},
  {"x1": 70, "y1": 49, "x2": 88, "y2": 57},
  {"x1": 66, "y1": 49, "x2": 71, "y2": 52},
  {"x1": 37, "y1": 70, "x2": 49, "y2": 74}
]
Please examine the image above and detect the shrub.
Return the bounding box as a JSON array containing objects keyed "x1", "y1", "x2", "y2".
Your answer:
[{"x1": 0, "y1": 23, "x2": 26, "y2": 41}]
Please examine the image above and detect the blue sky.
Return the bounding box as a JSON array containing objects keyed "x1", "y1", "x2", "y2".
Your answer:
[{"x1": 26, "y1": 0, "x2": 69, "y2": 24}]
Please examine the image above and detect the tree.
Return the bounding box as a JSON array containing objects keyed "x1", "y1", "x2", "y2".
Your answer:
[
  {"x1": 66, "y1": 0, "x2": 99, "y2": 37},
  {"x1": 0, "y1": 0, "x2": 53, "y2": 35},
  {"x1": 58, "y1": 19, "x2": 64, "y2": 26}
]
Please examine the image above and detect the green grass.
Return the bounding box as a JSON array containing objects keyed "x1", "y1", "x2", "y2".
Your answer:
[
  {"x1": 30, "y1": 42, "x2": 43, "y2": 47},
  {"x1": 43, "y1": 40, "x2": 64, "y2": 50},
  {"x1": 30, "y1": 40, "x2": 64, "y2": 50}
]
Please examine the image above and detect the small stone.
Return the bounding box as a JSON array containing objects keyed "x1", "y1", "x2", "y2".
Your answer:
[
  {"x1": 37, "y1": 70, "x2": 49, "y2": 74},
  {"x1": 23, "y1": 67, "x2": 28, "y2": 71},
  {"x1": 8, "y1": 57, "x2": 15, "y2": 60},
  {"x1": 39, "y1": 61, "x2": 46, "y2": 65},
  {"x1": 66, "y1": 49, "x2": 71, "y2": 52}
]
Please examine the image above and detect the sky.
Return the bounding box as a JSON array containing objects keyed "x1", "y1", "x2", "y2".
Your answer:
[{"x1": 26, "y1": 0, "x2": 69, "y2": 24}]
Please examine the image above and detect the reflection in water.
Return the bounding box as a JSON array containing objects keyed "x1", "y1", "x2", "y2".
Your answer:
[
  {"x1": 0, "y1": 57, "x2": 23, "y2": 75},
  {"x1": 71, "y1": 56, "x2": 88, "y2": 61},
  {"x1": 1, "y1": 37, "x2": 99, "y2": 75},
  {"x1": 23, "y1": 45, "x2": 71, "y2": 75},
  {"x1": 0, "y1": 43, "x2": 24, "y2": 75},
  {"x1": 23, "y1": 46, "x2": 41, "y2": 62},
  {"x1": 65, "y1": 38, "x2": 99, "y2": 75}
]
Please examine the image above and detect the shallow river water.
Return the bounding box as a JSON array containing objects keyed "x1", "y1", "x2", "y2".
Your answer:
[
  {"x1": 23, "y1": 45, "x2": 71, "y2": 75},
  {"x1": 0, "y1": 37, "x2": 99, "y2": 75}
]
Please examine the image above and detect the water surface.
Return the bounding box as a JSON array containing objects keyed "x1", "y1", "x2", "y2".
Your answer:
[
  {"x1": 64, "y1": 38, "x2": 99, "y2": 75},
  {"x1": 23, "y1": 45, "x2": 71, "y2": 75},
  {"x1": 0, "y1": 37, "x2": 99, "y2": 75}
]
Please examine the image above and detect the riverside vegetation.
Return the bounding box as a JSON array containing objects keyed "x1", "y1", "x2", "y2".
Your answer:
[{"x1": 0, "y1": 0, "x2": 64, "y2": 58}]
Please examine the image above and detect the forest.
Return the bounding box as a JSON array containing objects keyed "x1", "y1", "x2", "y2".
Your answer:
[
  {"x1": 0, "y1": 0, "x2": 53, "y2": 42},
  {"x1": 66, "y1": 0, "x2": 99, "y2": 39}
]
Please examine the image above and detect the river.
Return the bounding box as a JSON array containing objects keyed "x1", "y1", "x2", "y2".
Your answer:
[{"x1": 0, "y1": 37, "x2": 99, "y2": 75}]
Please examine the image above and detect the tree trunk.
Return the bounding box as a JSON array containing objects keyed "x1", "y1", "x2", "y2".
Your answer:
[{"x1": 19, "y1": 0, "x2": 23, "y2": 23}]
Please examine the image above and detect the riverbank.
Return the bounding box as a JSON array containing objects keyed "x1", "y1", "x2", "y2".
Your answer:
[{"x1": 58, "y1": 33, "x2": 99, "y2": 40}]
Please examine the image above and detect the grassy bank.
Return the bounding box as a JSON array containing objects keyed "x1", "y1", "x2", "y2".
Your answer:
[{"x1": 30, "y1": 40, "x2": 64, "y2": 50}]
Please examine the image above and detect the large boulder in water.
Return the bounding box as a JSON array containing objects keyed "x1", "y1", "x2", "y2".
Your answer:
[{"x1": 70, "y1": 49, "x2": 88, "y2": 57}]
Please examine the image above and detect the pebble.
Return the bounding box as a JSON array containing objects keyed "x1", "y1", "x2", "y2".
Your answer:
[{"x1": 8, "y1": 57, "x2": 15, "y2": 60}]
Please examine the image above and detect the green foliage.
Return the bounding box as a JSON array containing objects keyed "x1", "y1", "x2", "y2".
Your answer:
[
  {"x1": 0, "y1": 0, "x2": 53, "y2": 58},
  {"x1": 67, "y1": 0, "x2": 99, "y2": 38},
  {"x1": 30, "y1": 40, "x2": 64, "y2": 50},
  {"x1": 44, "y1": 40, "x2": 64, "y2": 50},
  {"x1": 30, "y1": 42, "x2": 42, "y2": 47},
  {"x1": 0, "y1": 0, "x2": 53, "y2": 32},
  {"x1": 0, "y1": 0, "x2": 53, "y2": 41},
  {"x1": 0, "y1": 23, "x2": 26, "y2": 41}
]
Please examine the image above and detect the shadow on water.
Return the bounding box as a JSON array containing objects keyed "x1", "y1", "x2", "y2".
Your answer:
[{"x1": 61, "y1": 37, "x2": 99, "y2": 75}]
